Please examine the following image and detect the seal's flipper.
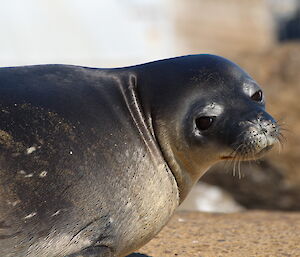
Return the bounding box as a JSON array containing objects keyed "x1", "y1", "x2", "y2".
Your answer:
[{"x1": 66, "y1": 246, "x2": 112, "y2": 257}]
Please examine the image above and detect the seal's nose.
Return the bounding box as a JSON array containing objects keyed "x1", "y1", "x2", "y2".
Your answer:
[
  {"x1": 261, "y1": 127, "x2": 268, "y2": 134},
  {"x1": 249, "y1": 111, "x2": 280, "y2": 151},
  {"x1": 224, "y1": 108, "x2": 281, "y2": 160},
  {"x1": 257, "y1": 111, "x2": 280, "y2": 138}
]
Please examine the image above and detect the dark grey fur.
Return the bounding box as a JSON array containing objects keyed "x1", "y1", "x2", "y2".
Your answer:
[{"x1": 0, "y1": 55, "x2": 279, "y2": 257}]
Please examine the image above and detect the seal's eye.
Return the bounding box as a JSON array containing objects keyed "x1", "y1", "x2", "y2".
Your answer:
[
  {"x1": 195, "y1": 116, "x2": 214, "y2": 131},
  {"x1": 251, "y1": 90, "x2": 263, "y2": 102}
]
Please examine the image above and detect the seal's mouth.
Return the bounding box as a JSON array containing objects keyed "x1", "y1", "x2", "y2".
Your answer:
[
  {"x1": 220, "y1": 144, "x2": 274, "y2": 161},
  {"x1": 220, "y1": 155, "x2": 234, "y2": 160},
  {"x1": 254, "y1": 144, "x2": 274, "y2": 158},
  {"x1": 220, "y1": 117, "x2": 281, "y2": 162}
]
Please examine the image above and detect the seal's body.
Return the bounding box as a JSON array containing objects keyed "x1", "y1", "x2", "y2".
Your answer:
[{"x1": 0, "y1": 55, "x2": 280, "y2": 257}]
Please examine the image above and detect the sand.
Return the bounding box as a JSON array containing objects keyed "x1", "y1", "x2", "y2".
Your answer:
[{"x1": 128, "y1": 211, "x2": 300, "y2": 257}]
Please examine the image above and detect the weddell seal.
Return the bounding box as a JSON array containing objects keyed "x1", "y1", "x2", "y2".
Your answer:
[{"x1": 0, "y1": 55, "x2": 280, "y2": 257}]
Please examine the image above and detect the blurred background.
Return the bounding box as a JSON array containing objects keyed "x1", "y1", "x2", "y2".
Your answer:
[{"x1": 1, "y1": 0, "x2": 300, "y2": 212}]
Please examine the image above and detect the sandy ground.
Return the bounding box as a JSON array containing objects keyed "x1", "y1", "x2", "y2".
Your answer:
[{"x1": 128, "y1": 211, "x2": 300, "y2": 257}]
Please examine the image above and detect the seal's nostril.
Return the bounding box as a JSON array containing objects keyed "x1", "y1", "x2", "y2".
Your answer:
[{"x1": 261, "y1": 128, "x2": 268, "y2": 134}]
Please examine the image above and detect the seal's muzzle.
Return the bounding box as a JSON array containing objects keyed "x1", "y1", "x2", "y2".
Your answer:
[{"x1": 228, "y1": 111, "x2": 280, "y2": 160}]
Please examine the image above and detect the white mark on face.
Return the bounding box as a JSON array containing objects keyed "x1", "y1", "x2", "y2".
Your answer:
[
  {"x1": 39, "y1": 171, "x2": 48, "y2": 178},
  {"x1": 26, "y1": 146, "x2": 36, "y2": 154},
  {"x1": 24, "y1": 173, "x2": 34, "y2": 178},
  {"x1": 19, "y1": 170, "x2": 26, "y2": 175},
  {"x1": 203, "y1": 103, "x2": 224, "y2": 116},
  {"x1": 242, "y1": 81, "x2": 251, "y2": 95},
  {"x1": 24, "y1": 212, "x2": 37, "y2": 219},
  {"x1": 51, "y1": 210, "x2": 61, "y2": 217},
  {"x1": 69, "y1": 150, "x2": 73, "y2": 155},
  {"x1": 243, "y1": 80, "x2": 261, "y2": 98}
]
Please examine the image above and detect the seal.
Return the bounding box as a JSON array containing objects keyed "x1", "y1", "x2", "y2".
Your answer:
[{"x1": 0, "y1": 54, "x2": 280, "y2": 257}]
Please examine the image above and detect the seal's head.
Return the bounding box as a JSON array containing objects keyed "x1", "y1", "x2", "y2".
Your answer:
[{"x1": 136, "y1": 54, "x2": 280, "y2": 202}]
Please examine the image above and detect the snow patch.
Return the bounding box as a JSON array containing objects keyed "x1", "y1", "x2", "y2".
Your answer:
[
  {"x1": 39, "y1": 171, "x2": 48, "y2": 177},
  {"x1": 24, "y1": 212, "x2": 37, "y2": 219},
  {"x1": 26, "y1": 146, "x2": 36, "y2": 154}
]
